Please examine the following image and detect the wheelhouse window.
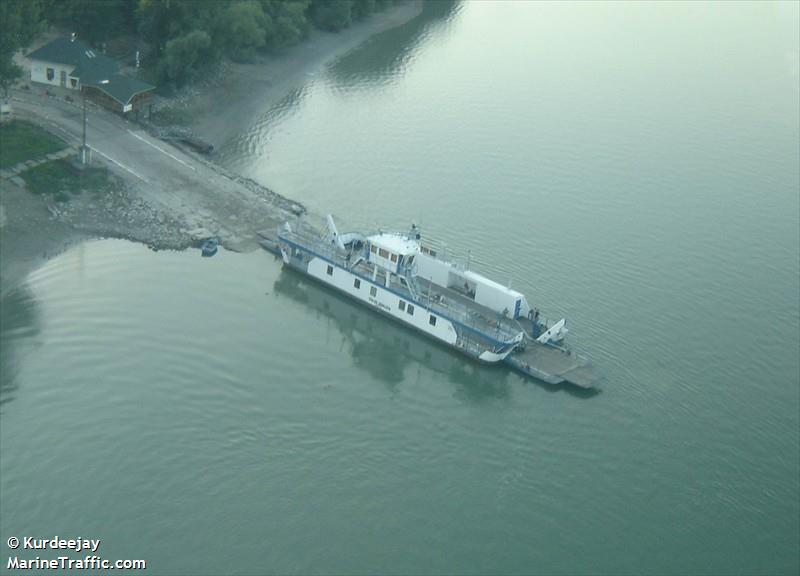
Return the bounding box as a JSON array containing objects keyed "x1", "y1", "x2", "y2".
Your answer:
[
  {"x1": 429, "y1": 315, "x2": 437, "y2": 326},
  {"x1": 407, "y1": 304, "x2": 415, "y2": 316},
  {"x1": 370, "y1": 245, "x2": 377, "y2": 253},
  {"x1": 390, "y1": 254, "x2": 398, "y2": 263},
  {"x1": 379, "y1": 248, "x2": 389, "y2": 258},
  {"x1": 399, "y1": 300, "x2": 406, "y2": 311},
  {"x1": 354, "y1": 278, "x2": 360, "y2": 289},
  {"x1": 370, "y1": 286, "x2": 377, "y2": 297},
  {"x1": 326, "y1": 265, "x2": 333, "y2": 276}
]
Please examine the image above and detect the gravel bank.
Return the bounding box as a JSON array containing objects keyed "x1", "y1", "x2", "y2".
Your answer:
[{"x1": 0, "y1": 1, "x2": 422, "y2": 295}]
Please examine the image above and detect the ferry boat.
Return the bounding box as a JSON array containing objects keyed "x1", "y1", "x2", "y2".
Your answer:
[{"x1": 262, "y1": 215, "x2": 597, "y2": 389}]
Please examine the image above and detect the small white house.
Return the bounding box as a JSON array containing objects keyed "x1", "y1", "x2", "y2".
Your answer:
[
  {"x1": 30, "y1": 58, "x2": 80, "y2": 89},
  {"x1": 27, "y1": 35, "x2": 104, "y2": 90},
  {"x1": 27, "y1": 35, "x2": 154, "y2": 113}
]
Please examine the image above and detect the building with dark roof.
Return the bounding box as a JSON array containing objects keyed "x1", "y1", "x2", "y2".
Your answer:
[{"x1": 27, "y1": 35, "x2": 155, "y2": 113}]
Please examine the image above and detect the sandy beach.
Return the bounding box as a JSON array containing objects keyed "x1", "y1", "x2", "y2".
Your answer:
[{"x1": 0, "y1": 1, "x2": 423, "y2": 296}]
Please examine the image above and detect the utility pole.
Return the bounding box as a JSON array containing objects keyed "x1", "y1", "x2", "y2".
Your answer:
[
  {"x1": 81, "y1": 92, "x2": 87, "y2": 164},
  {"x1": 80, "y1": 80, "x2": 107, "y2": 164}
]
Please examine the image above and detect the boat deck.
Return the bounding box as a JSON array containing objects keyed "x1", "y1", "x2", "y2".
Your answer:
[
  {"x1": 412, "y1": 276, "x2": 524, "y2": 344},
  {"x1": 506, "y1": 344, "x2": 597, "y2": 388}
]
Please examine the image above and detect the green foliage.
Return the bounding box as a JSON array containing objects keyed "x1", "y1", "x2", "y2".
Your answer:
[
  {"x1": 0, "y1": 59, "x2": 22, "y2": 100},
  {"x1": 44, "y1": 0, "x2": 134, "y2": 46},
  {"x1": 21, "y1": 159, "x2": 120, "y2": 201},
  {"x1": 0, "y1": 120, "x2": 66, "y2": 169},
  {"x1": 218, "y1": 1, "x2": 268, "y2": 62},
  {"x1": 148, "y1": 105, "x2": 193, "y2": 127},
  {"x1": 137, "y1": 0, "x2": 193, "y2": 56},
  {"x1": 352, "y1": 0, "x2": 377, "y2": 20},
  {"x1": 308, "y1": 0, "x2": 353, "y2": 32},
  {"x1": 158, "y1": 30, "x2": 212, "y2": 86},
  {"x1": 0, "y1": 0, "x2": 45, "y2": 97},
  {"x1": 0, "y1": 0, "x2": 45, "y2": 52},
  {"x1": 14, "y1": 0, "x2": 399, "y2": 90},
  {"x1": 260, "y1": 0, "x2": 311, "y2": 49}
]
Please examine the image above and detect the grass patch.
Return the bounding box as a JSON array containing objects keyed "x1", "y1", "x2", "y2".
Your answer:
[
  {"x1": 149, "y1": 105, "x2": 194, "y2": 127},
  {"x1": 0, "y1": 120, "x2": 67, "y2": 168},
  {"x1": 22, "y1": 160, "x2": 120, "y2": 202}
]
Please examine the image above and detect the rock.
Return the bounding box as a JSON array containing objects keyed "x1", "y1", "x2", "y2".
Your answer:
[{"x1": 187, "y1": 227, "x2": 211, "y2": 239}]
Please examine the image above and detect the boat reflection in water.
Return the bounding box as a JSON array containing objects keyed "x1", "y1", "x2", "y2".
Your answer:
[
  {"x1": 273, "y1": 269, "x2": 599, "y2": 400},
  {"x1": 0, "y1": 285, "x2": 42, "y2": 410},
  {"x1": 272, "y1": 269, "x2": 514, "y2": 401}
]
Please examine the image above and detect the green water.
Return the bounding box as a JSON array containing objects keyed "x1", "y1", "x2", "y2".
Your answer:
[{"x1": 2, "y1": 2, "x2": 798, "y2": 574}]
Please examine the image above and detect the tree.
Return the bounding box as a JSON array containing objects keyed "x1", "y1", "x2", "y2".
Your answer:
[
  {"x1": 0, "y1": 0, "x2": 44, "y2": 98},
  {"x1": 352, "y1": 0, "x2": 376, "y2": 20},
  {"x1": 217, "y1": 1, "x2": 268, "y2": 62},
  {"x1": 47, "y1": 0, "x2": 134, "y2": 46},
  {"x1": 308, "y1": 0, "x2": 353, "y2": 32},
  {"x1": 159, "y1": 29, "x2": 211, "y2": 86},
  {"x1": 261, "y1": 0, "x2": 310, "y2": 49},
  {"x1": 0, "y1": 58, "x2": 22, "y2": 100}
]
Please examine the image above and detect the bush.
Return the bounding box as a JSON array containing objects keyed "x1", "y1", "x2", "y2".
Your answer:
[
  {"x1": 158, "y1": 30, "x2": 212, "y2": 86},
  {"x1": 308, "y1": 0, "x2": 353, "y2": 32},
  {"x1": 0, "y1": 121, "x2": 66, "y2": 168},
  {"x1": 218, "y1": 1, "x2": 268, "y2": 62}
]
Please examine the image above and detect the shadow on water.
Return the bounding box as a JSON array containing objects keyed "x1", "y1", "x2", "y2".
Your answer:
[
  {"x1": 0, "y1": 285, "x2": 42, "y2": 410},
  {"x1": 273, "y1": 270, "x2": 509, "y2": 400},
  {"x1": 326, "y1": 0, "x2": 461, "y2": 88},
  {"x1": 273, "y1": 268, "x2": 597, "y2": 400}
]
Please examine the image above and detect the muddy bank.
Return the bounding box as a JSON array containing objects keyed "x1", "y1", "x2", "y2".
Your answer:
[
  {"x1": 0, "y1": 101, "x2": 307, "y2": 296},
  {"x1": 0, "y1": 172, "x2": 189, "y2": 297},
  {"x1": 0, "y1": 178, "x2": 85, "y2": 296}
]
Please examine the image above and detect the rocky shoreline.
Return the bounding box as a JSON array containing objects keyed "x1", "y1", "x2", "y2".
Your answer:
[{"x1": 1, "y1": 2, "x2": 423, "y2": 296}]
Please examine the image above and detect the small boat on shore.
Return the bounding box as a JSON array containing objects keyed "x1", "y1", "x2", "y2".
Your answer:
[
  {"x1": 201, "y1": 238, "x2": 218, "y2": 257},
  {"x1": 263, "y1": 215, "x2": 598, "y2": 389}
]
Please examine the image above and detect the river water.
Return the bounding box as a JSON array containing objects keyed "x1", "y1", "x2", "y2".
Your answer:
[{"x1": 2, "y1": 2, "x2": 798, "y2": 574}]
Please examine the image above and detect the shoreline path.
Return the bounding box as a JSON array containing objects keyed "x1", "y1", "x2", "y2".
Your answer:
[{"x1": 6, "y1": 90, "x2": 304, "y2": 252}]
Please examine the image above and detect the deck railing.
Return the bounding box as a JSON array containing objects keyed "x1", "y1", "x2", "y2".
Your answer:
[{"x1": 280, "y1": 223, "x2": 524, "y2": 347}]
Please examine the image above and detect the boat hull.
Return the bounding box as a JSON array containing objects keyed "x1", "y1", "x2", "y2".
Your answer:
[{"x1": 277, "y1": 239, "x2": 519, "y2": 363}]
